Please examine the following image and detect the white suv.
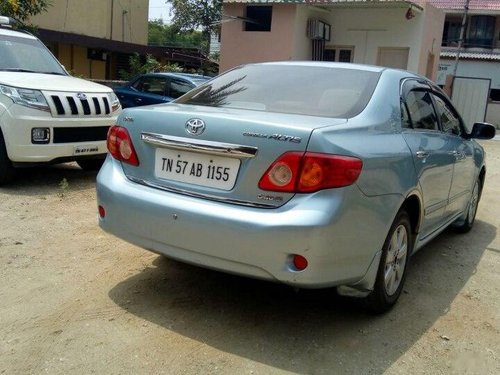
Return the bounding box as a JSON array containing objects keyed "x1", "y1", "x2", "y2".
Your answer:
[{"x1": 0, "y1": 17, "x2": 121, "y2": 184}]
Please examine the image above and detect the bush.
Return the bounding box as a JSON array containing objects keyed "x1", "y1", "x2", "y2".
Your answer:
[{"x1": 119, "y1": 53, "x2": 183, "y2": 81}]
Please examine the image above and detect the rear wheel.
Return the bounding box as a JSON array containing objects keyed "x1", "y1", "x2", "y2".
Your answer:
[
  {"x1": 364, "y1": 210, "x2": 412, "y2": 313},
  {"x1": 77, "y1": 158, "x2": 104, "y2": 171},
  {"x1": 0, "y1": 132, "x2": 15, "y2": 186},
  {"x1": 453, "y1": 179, "x2": 481, "y2": 233}
]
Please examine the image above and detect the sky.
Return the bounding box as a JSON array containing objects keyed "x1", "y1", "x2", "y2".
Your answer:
[{"x1": 148, "y1": 0, "x2": 172, "y2": 21}]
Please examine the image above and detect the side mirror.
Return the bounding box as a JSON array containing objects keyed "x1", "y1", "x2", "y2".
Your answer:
[{"x1": 468, "y1": 122, "x2": 496, "y2": 140}]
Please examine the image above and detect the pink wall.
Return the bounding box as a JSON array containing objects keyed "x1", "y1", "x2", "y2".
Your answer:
[{"x1": 219, "y1": 4, "x2": 297, "y2": 73}]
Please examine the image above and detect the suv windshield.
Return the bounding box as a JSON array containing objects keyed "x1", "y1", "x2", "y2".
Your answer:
[
  {"x1": 0, "y1": 34, "x2": 67, "y2": 75},
  {"x1": 176, "y1": 64, "x2": 380, "y2": 118}
]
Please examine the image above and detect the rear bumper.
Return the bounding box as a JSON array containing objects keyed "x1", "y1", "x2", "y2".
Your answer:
[{"x1": 96, "y1": 158, "x2": 399, "y2": 288}]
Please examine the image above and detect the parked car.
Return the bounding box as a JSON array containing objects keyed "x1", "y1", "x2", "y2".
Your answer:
[
  {"x1": 114, "y1": 72, "x2": 210, "y2": 108},
  {"x1": 0, "y1": 16, "x2": 121, "y2": 185},
  {"x1": 96, "y1": 62, "x2": 495, "y2": 312}
]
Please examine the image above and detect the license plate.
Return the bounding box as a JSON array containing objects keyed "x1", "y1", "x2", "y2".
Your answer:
[
  {"x1": 73, "y1": 145, "x2": 99, "y2": 155},
  {"x1": 154, "y1": 148, "x2": 241, "y2": 190}
]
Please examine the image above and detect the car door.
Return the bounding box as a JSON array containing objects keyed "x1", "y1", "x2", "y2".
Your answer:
[
  {"x1": 401, "y1": 81, "x2": 456, "y2": 237},
  {"x1": 431, "y1": 92, "x2": 476, "y2": 218},
  {"x1": 118, "y1": 76, "x2": 169, "y2": 108}
]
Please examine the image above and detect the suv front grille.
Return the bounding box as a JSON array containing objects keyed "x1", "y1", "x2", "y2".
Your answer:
[
  {"x1": 46, "y1": 92, "x2": 111, "y2": 117},
  {"x1": 53, "y1": 126, "x2": 109, "y2": 143}
]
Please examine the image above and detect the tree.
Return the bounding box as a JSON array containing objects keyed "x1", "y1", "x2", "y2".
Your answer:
[
  {"x1": 148, "y1": 19, "x2": 206, "y2": 49},
  {"x1": 0, "y1": 0, "x2": 51, "y2": 23},
  {"x1": 166, "y1": 0, "x2": 222, "y2": 38}
]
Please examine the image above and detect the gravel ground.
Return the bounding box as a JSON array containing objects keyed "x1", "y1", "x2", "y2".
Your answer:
[{"x1": 0, "y1": 141, "x2": 499, "y2": 375}]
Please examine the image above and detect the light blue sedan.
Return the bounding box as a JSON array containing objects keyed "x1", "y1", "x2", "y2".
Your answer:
[{"x1": 96, "y1": 62, "x2": 495, "y2": 312}]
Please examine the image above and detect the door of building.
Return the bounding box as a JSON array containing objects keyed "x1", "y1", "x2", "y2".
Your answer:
[{"x1": 451, "y1": 77, "x2": 491, "y2": 130}]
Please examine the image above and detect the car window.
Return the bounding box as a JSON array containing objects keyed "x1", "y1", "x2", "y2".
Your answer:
[
  {"x1": 176, "y1": 65, "x2": 381, "y2": 118},
  {"x1": 401, "y1": 102, "x2": 412, "y2": 129},
  {"x1": 432, "y1": 94, "x2": 462, "y2": 136},
  {"x1": 404, "y1": 90, "x2": 439, "y2": 131},
  {"x1": 169, "y1": 79, "x2": 194, "y2": 99},
  {"x1": 132, "y1": 77, "x2": 167, "y2": 96},
  {"x1": 0, "y1": 35, "x2": 66, "y2": 75}
]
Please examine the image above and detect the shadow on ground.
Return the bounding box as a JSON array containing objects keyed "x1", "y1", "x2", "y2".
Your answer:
[
  {"x1": 108, "y1": 220, "x2": 496, "y2": 374},
  {"x1": 0, "y1": 163, "x2": 98, "y2": 196}
]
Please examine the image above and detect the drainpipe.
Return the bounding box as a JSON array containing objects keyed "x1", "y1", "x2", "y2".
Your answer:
[
  {"x1": 122, "y1": 10, "x2": 128, "y2": 42},
  {"x1": 110, "y1": 0, "x2": 114, "y2": 40}
]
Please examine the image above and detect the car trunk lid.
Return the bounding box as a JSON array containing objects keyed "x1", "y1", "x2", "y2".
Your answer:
[{"x1": 119, "y1": 103, "x2": 347, "y2": 207}]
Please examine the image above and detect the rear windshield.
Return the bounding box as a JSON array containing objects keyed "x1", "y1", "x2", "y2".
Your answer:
[
  {"x1": 176, "y1": 65, "x2": 380, "y2": 118},
  {"x1": 0, "y1": 34, "x2": 67, "y2": 75}
]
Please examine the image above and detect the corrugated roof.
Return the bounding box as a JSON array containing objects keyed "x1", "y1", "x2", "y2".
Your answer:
[
  {"x1": 224, "y1": 0, "x2": 425, "y2": 10},
  {"x1": 440, "y1": 48, "x2": 500, "y2": 61},
  {"x1": 224, "y1": 0, "x2": 419, "y2": 5},
  {"x1": 422, "y1": 1, "x2": 500, "y2": 11},
  {"x1": 224, "y1": 0, "x2": 500, "y2": 10}
]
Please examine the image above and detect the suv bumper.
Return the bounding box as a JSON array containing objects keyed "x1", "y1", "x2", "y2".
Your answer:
[{"x1": 1, "y1": 103, "x2": 116, "y2": 163}]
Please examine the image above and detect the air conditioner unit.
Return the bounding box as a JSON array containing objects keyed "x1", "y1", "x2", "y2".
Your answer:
[{"x1": 307, "y1": 19, "x2": 331, "y2": 41}]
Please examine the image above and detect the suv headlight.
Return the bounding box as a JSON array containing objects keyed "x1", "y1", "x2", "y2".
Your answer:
[
  {"x1": 0, "y1": 84, "x2": 50, "y2": 112},
  {"x1": 107, "y1": 92, "x2": 121, "y2": 112}
]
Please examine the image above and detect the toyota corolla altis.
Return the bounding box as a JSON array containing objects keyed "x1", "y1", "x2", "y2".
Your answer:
[{"x1": 96, "y1": 62, "x2": 495, "y2": 312}]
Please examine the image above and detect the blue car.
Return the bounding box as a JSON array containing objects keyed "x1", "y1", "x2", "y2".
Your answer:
[
  {"x1": 114, "y1": 72, "x2": 210, "y2": 108},
  {"x1": 97, "y1": 62, "x2": 495, "y2": 312}
]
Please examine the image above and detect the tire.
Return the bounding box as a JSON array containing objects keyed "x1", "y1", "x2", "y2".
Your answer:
[
  {"x1": 77, "y1": 158, "x2": 105, "y2": 171},
  {"x1": 0, "y1": 132, "x2": 15, "y2": 186},
  {"x1": 453, "y1": 179, "x2": 481, "y2": 234},
  {"x1": 364, "y1": 210, "x2": 413, "y2": 314}
]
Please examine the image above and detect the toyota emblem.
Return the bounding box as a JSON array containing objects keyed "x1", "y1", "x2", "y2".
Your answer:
[
  {"x1": 185, "y1": 118, "x2": 206, "y2": 136},
  {"x1": 76, "y1": 93, "x2": 87, "y2": 100}
]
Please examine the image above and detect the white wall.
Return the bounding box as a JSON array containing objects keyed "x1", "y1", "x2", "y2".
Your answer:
[
  {"x1": 292, "y1": 5, "x2": 442, "y2": 78},
  {"x1": 437, "y1": 59, "x2": 500, "y2": 90},
  {"x1": 293, "y1": 6, "x2": 327, "y2": 60},
  {"x1": 437, "y1": 59, "x2": 500, "y2": 127},
  {"x1": 486, "y1": 102, "x2": 500, "y2": 128}
]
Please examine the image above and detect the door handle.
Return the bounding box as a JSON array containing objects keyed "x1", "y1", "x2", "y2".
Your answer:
[
  {"x1": 416, "y1": 150, "x2": 429, "y2": 159},
  {"x1": 135, "y1": 98, "x2": 143, "y2": 103}
]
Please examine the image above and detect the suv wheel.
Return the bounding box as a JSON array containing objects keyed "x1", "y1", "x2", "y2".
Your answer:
[
  {"x1": 77, "y1": 158, "x2": 105, "y2": 171},
  {"x1": 0, "y1": 132, "x2": 15, "y2": 185}
]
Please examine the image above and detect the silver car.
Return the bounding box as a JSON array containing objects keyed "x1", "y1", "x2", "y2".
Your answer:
[{"x1": 96, "y1": 62, "x2": 495, "y2": 312}]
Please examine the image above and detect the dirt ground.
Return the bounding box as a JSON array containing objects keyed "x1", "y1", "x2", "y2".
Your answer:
[{"x1": 1, "y1": 140, "x2": 499, "y2": 375}]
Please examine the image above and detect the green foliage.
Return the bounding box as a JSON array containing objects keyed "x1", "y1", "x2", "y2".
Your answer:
[
  {"x1": 58, "y1": 178, "x2": 69, "y2": 198},
  {"x1": 148, "y1": 19, "x2": 206, "y2": 50},
  {"x1": 119, "y1": 53, "x2": 183, "y2": 81},
  {"x1": 0, "y1": 0, "x2": 51, "y2": 23},
  {"x1": 210, "y1": 51, "x2": 220, "y2": 63},
  {"x1": 167, "y1": 0, "x2": 221, "y2": 36}
]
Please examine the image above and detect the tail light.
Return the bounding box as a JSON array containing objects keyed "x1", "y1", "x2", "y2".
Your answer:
[
  {"x1": 259, "y1": 152, "x2": 362, "y2": 193},
  {"x1": 107, "y1": 125, "x2": 139, "y2": 166}
]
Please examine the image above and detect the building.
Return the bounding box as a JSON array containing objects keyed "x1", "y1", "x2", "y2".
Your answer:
[
  {"x1": 427, "y1": 0, "x2": 500, "y2": 127},
  {"x1": 220, "y1": 0, "x2": 444, "y2": 81},
  {"x1": 30, "y1": 0, "x2": 149, "y2": 80},
  {"x1": 29, "y1": 0, "x2": 209, "y2": 80}
]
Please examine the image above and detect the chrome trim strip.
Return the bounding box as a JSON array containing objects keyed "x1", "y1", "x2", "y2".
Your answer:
[
  {"x1": 127, "y1": 176, "x2": 277, "y2": 209},
  {"x1": 141, "y1": 132, "x2": 258, "y2": 159}
]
